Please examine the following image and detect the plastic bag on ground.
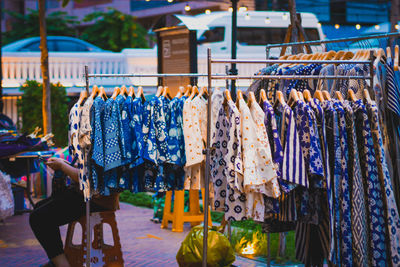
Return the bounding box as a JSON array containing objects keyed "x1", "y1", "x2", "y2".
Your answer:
[
  {"x1": 0, "y1": 171, "x2": 14, "y2": 220},
  {"x1": 176, "y1": 225, "x2": 235, "y2": 267}
]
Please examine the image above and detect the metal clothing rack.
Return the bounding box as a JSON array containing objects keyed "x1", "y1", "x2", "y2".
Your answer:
[
  {"x1": 204, "y1": 48, "x2": 374, "y2": 267},
  {"x1": 82, "y1": 69, "x2": 209, "y2": 267},
  {"x1": 82, "y1": 47, "x2": 373, "y2": 266}
]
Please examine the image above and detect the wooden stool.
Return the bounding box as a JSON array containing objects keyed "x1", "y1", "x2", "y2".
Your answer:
[
  {"x1": 161, "y1": 189, "x2": 212, "y2": 232},
  {"x1": 64, "y1": 211, "x2": 124, "y2": 267}
]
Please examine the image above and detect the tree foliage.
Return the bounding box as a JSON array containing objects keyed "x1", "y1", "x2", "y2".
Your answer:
[
  {"x1": 17, "y1": 81, "x2": 69, "y2": 147},
  {"x1": 2, "y1": 10, "x2": 78, "y2": 45},
  {"x1": 81, "y1": 8, "x2": 149, "y2": 52}
]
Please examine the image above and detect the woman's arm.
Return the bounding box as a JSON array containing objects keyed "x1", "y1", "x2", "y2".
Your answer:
[{"x1": 45, "y1": 158, "x2": 79, "y2": 183}]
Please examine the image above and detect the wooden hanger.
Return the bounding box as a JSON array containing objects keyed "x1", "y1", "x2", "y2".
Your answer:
[
  {"x1": 303, "y1": 89, "x2": 312, "y2": 102},
  {"x1": 119, "y1": 85, "x2": 128, "y2": 97},
  {"x1": 189, "y1": 85, "x2": 199, "y2": 100},
  {"x1": 111, "y1": 86, "x2": 120, "y2": 100},
  {"x1": 335, "y1": 91, "x2": 344, "y2": 102},
  {"x1": 322, "y1": 50, "x2": 336, "y2": 60},
  {"x1": 184, "y1": 84, "x2": 192, "y2": 97},
  {"x1": 287, "y1": 89, "x2": 299, "y2": 106},
  {"x1": 224, "y1": 89, "x2": 232, "y2": 101},
  {"x1": 77, "y1": 90, "x2": 88, "y2": 106},
  {"x1": 311, "y1": 52, "x2": 320, "y2": 60},
  {"x1": 198, "y1": 86, "x2": 208, "y2": 99},
  {"x1": 236, "y1": 90, "x2": 244, "y2": 106},
  {"x1": 128, "y1": 86, "x2": 135, "y2": 97},
  {"x1": 136, "y1": 86, "x2": 146, "y2": 102},
  {"x1": 314, "y1": 90, "x2": 325, "y2": 102},
  {"x1": 352, "y1": 50, "x2": 362, "y2": 61},
  {"x1": 363, "y1": 89, "x2": 372, "y2": 104},
  {"x1": 374, "y1": 48, "x2": 385, "y2": 65},
  {"x1": 273, "y1": 90, "x2": 286, "y2": 107},
  {"x1": 260, "y1": 89, "x2": 268, "y2": 102},
  {"x1": 98, "y1": 86, "x2": 107, "y2": 100},
  {"x1": 162, "y1": 86, "x2": 172, "y2": 99},
  {"x1": 348, "y1": 89, "x2": 357, "y2": 102},
  {"x1": 297, "y1": 91, "x2": 304, "y2": 101},
  {"x1": 322, "y1": 90, "x2": 331, "y2": 101},
  {"x1": 342, "y1": 51, "x2": 354, "y2": 60},
  {"x1": 333, "y1": 51, "x2": 345, "y2": 61},
  {"x1": 386, "y1": 46, "x2": 392, "y2": 59},
  {"x1": 247, "y1": 91, "x2": 257, "y2": 107},
  {"x1": 395, "y1": 45, "x2": 399, "y2": 71},
  {"x1": 90, "y1": 85, "x2": 99, "y2": 99},
  {"x1": 156, "y1": 86, "x2": 163, "y2": 97},
  {"x1": 279, "y1": 54, "x2": 290, "y2": 60},
  {"x1": 176, "y1": 86, "x2": 184, "y2": 98}
]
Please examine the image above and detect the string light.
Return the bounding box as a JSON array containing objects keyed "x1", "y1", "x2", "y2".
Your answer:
[
  {"x1": 239, "y1": 6, "x2": 247, "y2": 12},
  {"x1": 375, "y1": 24, "x2": 380, "y2": 30},
  {"x1": 184, "y1": 3, "x2": 191, "y2": 11},
  {"x1": 335, "y1": 24, "x2": 340, "y2": 29},
  {"x1": 205, "y1": 9, "x2": 211, "y2": 15},
  {"x1": 245, "y1": 13, "x2": 250, "y2": 20},
  {"x1": 395, "y1": 24, "x2": 399, "y2": 30},
  {"x1": 228, "y1": 7, "x2": 233, "y2": 12},
  {"x1": 355, "y1": 24, "x2": 361, "y2": 30},
  {"x1": 265, "y1": 17, "x2": 271, "y2": 24},
  {"x1": 145, "y1": 0, "x2": 150, "y2": 1},
  {"x1": 282, "y1": 13, "x2": 288, "y2": 20},
  {"x1": 317, "y1": 23, "x2": 322, "y2": 27},
  {"x1": 167, "y1": 0, "x2": 173, "y2": 2}
]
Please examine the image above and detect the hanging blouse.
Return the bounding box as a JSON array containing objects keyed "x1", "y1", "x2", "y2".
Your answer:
[
  {"x1": 274, "y1": 102, "x2": 307, "y2": 188},
  {"x1": 121, "y1": 95, "x2": 134, "y2": 162},
  {"x1": 168, "y1": 96, "x2": 186, "y2": 166},
  {"x1": 182, "y1": 98, "x2": 203, "y2": 167},
  {"x1": 211, "y1": 100, "x2": 246, "y2": 221},
  {"x1": 131, "y1": 97, "x2": 144, "y2": 167},
  {"x1": 353, "y1": 99, "x2": 388, "y2": 266}
]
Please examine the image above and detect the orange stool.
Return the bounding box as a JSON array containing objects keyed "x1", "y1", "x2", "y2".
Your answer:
[
  {"x1": 64, "y1": 211, "x2": 124, "y2": 267},
  {"x1": 161, "y1": 189, "x2": 212, "y2": 232}
]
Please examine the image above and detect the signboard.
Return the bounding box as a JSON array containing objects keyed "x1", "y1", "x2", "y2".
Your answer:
[{"x1": 156, "y1": 26, "x2": 197, "y2": 96}]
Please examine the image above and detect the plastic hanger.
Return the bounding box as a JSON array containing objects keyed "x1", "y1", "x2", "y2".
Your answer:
[
  {"x1": 348, "y1": 89, "x2": 357, "y2": 102},
  {"x1": 128, "y1": 86, "x2": 135, "y2": 97},
  {"x1": 247, "y1": 91, "x2": 257, "y2": 107},
  {"x1": 303, "y1": 89, "x2": 312, "y2": 102},
  {"x1": 395, "y1": 45, "x2": 399, "y2": 71},
  {"x1": 77, "y1": 90, "x2": 88, "y2": 106},
  {"x1": 119, "y1": 85, "x2": 128, "y2": 97},
  {"x1": 136, "y1": 86, "x2": 146, "y2": 102},
  {"x1": 184, "y1": 85, "x2": 192, "y2": 97},
  {"x1": 90, "y1": 85, "x2": 99, "y2": 99},
  {"x1": 335, "y1": 91, "x2": 344, "y2": 102},
  {"x1": 98, "y1": 86, "x2": 108, "y2": 100},
  {"x1": 189, "y1": 85, "x2": 199, "y2": 100},
  {"x1": 322, "y1": 90, "x2": 331, "y2": 101},
  {"x1": 155, "y1": 86, "x2": 163, "y2": 97},
  {"x1": 162, "y1": 86, "x2": 172, "y2": 99},
  {"x1": 314, "y1": 90, "x2": 325, "y2": 102},
  {"x1": 111, "y1": 86, "x2": 120, "y2": 100}
]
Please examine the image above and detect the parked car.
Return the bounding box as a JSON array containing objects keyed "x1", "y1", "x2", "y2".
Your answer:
[{"x1": 2, "y1": 36, "x2": 108, "y2": 52}]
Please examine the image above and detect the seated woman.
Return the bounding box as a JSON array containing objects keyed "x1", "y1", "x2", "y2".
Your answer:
[{"x1": 29, "y1": 157, "x2": 119, "y2": 267}]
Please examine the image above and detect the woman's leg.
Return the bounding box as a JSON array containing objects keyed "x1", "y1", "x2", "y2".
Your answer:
[{"x1": 29, "y1": 189, "x2": 86, "y2": 266}]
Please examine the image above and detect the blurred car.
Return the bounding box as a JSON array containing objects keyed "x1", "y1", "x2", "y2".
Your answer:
[{"x1": 2, "y1": 36, "x2": 108, "y2": 52}]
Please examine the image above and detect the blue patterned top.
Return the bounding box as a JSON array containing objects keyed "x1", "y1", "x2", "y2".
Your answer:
[{"x1": 168, "y1": 96, "x2": 186, "y2": 166}]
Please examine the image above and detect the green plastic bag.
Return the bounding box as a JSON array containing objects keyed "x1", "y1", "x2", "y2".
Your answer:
[{"x1": 176, "y1": 225, "x2": 235, "y2": 267}]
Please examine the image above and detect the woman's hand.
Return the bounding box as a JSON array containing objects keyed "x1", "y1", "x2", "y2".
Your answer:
[{"x1": 45, "y1": 157, "x2": 66, "y2": 171}]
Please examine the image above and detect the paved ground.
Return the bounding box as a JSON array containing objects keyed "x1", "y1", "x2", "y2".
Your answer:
[{"x1": 0, "y1": 203, "x2": 265, "y2": 266}]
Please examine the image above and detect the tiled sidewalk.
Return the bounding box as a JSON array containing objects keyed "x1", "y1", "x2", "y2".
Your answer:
[{"x1": 0, "y1": 203, "x2": 262, "y2": 266}]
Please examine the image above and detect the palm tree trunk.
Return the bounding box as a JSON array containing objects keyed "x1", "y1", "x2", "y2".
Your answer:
[{"x1": 38, "y1": 0, "x2": 52, "y2": 134}]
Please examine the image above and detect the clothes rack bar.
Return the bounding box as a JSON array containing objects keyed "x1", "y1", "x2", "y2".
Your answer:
[
  {"x1": 210, "y1": 75, "x2": 372, "y2": 80},
  {"x1": 210, "y1": 59, "x2": 371, "y2": 64},
  {"x1": 86, "y1": 73, "x2": 208, "y2": 78}
]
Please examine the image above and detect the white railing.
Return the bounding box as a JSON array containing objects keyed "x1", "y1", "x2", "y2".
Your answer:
[{"x1": 2, "y1": 49, "x2": 266, "y2": 90}]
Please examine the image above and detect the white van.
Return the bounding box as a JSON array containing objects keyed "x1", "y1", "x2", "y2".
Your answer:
[{"x1": 178, "y1": 11, "x2": 324, "y2": 58}]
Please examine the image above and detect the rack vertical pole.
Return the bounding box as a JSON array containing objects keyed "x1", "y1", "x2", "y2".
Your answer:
[
  {"x1": 202, "y1": 48, "x2": 213, "y2": 267},
  {"x1": 84, "y1": 66, "x2": 91, "y2": 267}
]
